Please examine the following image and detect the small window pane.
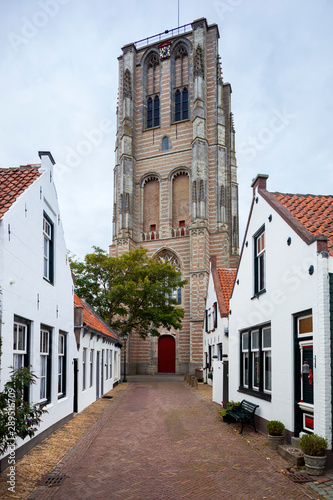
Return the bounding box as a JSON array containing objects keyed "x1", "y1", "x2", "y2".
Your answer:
[
  {"x1": 252, "y1": 330, "x2": 259, "y2": 349},
  {"x1": 242, "y1": 332, "x2": 249, "y2": 350},
  {"x1": 299, "y1": 316, "x2": 313, "y2": 335},
  {"x1": 263, "y1": 327, "x2": 271, "y2": 348},
  {"x1": 154, "y1": 96, "x2": 159, "y2": 127},
  {"x1": 264, "y1": 351, "x2": 272, "y2": 391}
]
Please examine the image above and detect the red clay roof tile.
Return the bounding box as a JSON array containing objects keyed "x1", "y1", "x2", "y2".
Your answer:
[
  {"x1": 74, "y1": 294, "x2": 118, "y2": 341},
  {"x1": 0, "y1": 165, "x2": 41, "y2": 220},
  {"x1": 216, "y1": 268, "x2": 237, "y2": 314},
  {"x1": 272, "y1": 193, "x2": 333, "y2": 256}
]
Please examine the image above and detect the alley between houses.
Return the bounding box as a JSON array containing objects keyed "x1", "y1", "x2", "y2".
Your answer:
[{"x1": 1, "y1": 377, "x2": 325, "y2": 499}]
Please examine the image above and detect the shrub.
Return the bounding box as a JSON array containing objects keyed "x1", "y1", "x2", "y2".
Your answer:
[
  {"x1": 299, "y1": 433, "x2": 327, "y2": 457},
  {"x1": 267, "y1": 420, "x2": 285, "y2": 436},
  {"x1": 0, "y1": 367, "x2": 48, "y2": 456}
]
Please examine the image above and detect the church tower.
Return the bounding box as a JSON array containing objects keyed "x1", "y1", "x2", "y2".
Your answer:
[{"x1": 110, "y1": 18, "x2": 239, "y2": 374}]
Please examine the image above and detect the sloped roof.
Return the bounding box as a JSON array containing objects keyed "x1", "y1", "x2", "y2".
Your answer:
[
  {"x1": 0, "y1": 165, "x2": 41, "y2": 220},
  {"x1": 212, "y1": 267, "x2": 237, "y2": 317},
  {"x1": 74, "y1": 294, "x2": 120, "y2": 342},
  {"x1": 272, "y1": 193, "x2": 333, "y2": 256}
]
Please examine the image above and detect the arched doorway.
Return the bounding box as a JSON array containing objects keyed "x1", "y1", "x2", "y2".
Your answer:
[{"x1": 158, "y1": 335, "x2": 176, "y2": 373}]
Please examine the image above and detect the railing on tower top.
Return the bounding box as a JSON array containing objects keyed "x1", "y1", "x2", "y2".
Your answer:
[{"x1": 134, "y1": 23, "x2": 192, "y2": 50}]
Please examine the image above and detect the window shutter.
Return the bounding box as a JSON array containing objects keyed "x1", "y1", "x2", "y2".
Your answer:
[{"x1": 205, "y1": 310, "x2": 208, "y2": 332}]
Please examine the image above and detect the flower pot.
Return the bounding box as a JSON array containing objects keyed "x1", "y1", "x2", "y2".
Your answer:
[
  {"x1": 268, "y1": 434, "x2": 285, "y2": 450},
  {"x1": 303, "y1": 453, "x2": 327, "y2": 476}
]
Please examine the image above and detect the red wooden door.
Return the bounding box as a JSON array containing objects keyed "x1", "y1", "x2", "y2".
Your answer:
[{"x1": 158, "y1": 336, "x2": 176, "y2": 373}]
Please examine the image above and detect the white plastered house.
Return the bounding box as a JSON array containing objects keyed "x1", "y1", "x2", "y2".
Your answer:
[
  {"x1": 74, "y1": 294, "x2": 122, "y2": 413},
  {"x1": 0, "y1": 152, "x2": 75, "y2": 470},
  {"x1": 203, "y1": 256, "x2": 236, "y2": 405},
  {"x1": 228, "y1": 174, "x2": 333, "y2": 466}
]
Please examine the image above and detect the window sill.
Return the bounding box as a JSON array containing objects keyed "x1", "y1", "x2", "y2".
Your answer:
[
  {"x1": 143, "y1": 125, "x2": 160, "y2": 132},
  {"x1": 238, "y1": 386, "x2": 271, "y2": 402},
  {"x1": 251, "y1": 289, "x2": 266, "y2": 300},
  {"x1": 171, "y1": 118, "x2": 190, "y2": 125},
  {"x1": 43, "y1": 277, "x2": 54, "y2": 286}
]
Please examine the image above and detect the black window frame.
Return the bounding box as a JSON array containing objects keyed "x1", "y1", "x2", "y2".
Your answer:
[
  {"x1": 254, "y1": 226, "x2": 265, "y2": 296},
  {"x1": 43, "y1": 212, "x2": 54, "y2": 285},
  {"x1": 239, "y1": 323, "x2": 271, "y2": 401},
  {"x1": 58, "y1": 331, "x2": 67, "y2": 399}
]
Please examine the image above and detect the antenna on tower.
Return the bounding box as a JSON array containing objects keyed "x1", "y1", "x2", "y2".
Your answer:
[{"x1": 178, "y1": 0, "x2": 180, "y2": 30}]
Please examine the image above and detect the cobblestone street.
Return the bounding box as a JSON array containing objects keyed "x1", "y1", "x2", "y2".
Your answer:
[{"x1": 0, "y1": 376, "x2": 330, "y2": 499}]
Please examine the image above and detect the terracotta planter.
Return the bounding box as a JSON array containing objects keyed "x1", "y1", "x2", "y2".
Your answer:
[
  {"x1": 303, "y1": 453, "x2": 327, "y2": 476},
  {"x1": 268, "y1": 434, "x2": 284, "y2": 450}
]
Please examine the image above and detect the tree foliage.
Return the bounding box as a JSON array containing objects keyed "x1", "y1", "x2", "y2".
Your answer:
[{"x1": 70, "y1": 247, "x2": 187, "y2": 339}]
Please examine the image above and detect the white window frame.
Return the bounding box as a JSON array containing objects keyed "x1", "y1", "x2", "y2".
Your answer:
[
  {"x1": 82, "y1": 348, "x2": 87, "y2": 391},
  {"x1": 43, "y1": 216, "x2": 52, "y2": 281},
  {"x1": 90, "y1": 350, "x2": 94, "y2": 388},
  {"x1": 242, "y1": 332, "x2": 249, "y2": 388},
  {"x1": 105, "y1": 349, "x2": 109, "y2": 380},
  {"x1": 262, "y1": 327, "x2": 272, "y2": 393},
  {"x1": 254, "y1": 229, "x2": 265, "y2": 294},
  {"x1": 251, "y1": 330, "x2": 260, "y2": 390},
  {"x1": 58, "y1": 333, "x2": 65, "y2": 397},
  {"x1": 13, "y1": 322, "x2": 27, "y2": 370},
  {"x1": 40, "y1": 329, "x2": 50, "y2": 402}
]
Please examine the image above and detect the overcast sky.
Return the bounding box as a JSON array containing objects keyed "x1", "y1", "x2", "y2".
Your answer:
[{"x1": 1, "y1": 0, "x2": 332, "y2": 259}]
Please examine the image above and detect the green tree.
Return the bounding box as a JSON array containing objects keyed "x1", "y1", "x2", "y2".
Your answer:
[{"x1": 70, "y1": 247, "x2": 187, "y2": 339}]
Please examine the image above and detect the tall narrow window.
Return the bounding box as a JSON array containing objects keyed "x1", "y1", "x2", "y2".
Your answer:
[
  {"x1": 242, "y1": 332, "x2": 249, "y2": 388},
  {"x1": 146, "y1": 53, "x2": 160, "y2": 129},
  {"x1": 109, "y1": 350, "x2": 113, "y2": 379},
  {"x1": 262, "y1": 327, "x2": 272, "y2": 392},
  {"x1": 58, "y1": 332, "x2": 66, "y2": 398},
  {"x1": 43, "y1": 214, "x2": 54, "y2": 284},
  {"x1": 90, "y1": 350, "x2": 94, "y2": 388},
  {"x1": 40, "y1": 327, "x2": 51, "y2": 402},
  {"x1": 82, "y1": 348, "x2": 87, "y2": 391},
  {"x1": 254, "y1": 228, "x2": 265, "y2": 294},
  {"x1": 13, "y1": 322, "x2": 27, "y2": 370},
  {"x1": 147, "y1": 97, "x2": 153, "y2": 128},
  {"x1": 173, "y1": 45, "x2": 189, "y2": 122},
  {"x1": 251, "y1": 330, "x2": 260, "y2": 389},
  {"x1": 105, "y1": 349, "x2": 109, "y2": 380}
]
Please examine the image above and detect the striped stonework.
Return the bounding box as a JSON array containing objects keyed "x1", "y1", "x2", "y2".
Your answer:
[{"x1": 110, "y1": 18, "x2": 239, "y2": 374}]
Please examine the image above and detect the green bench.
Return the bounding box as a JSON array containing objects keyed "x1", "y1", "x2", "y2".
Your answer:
[{"x1": 226, "y1": 399, "x2": 259, "y2": 434}]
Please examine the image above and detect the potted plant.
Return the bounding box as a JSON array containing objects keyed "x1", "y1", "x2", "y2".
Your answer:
[
  {"x1": 267, "y1": 420, "x2": 285, "y2": 450},
  {"x1": 218, "y1": 401, "x2": 240, "y2": 423},
  {"x1": 298, "y1": 433, "x2": 327, "y2": 476}
]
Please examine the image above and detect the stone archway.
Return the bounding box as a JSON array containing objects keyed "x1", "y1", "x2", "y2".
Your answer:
[{"x1": 158, "y1": 335, "x2": 176, "y2": 373}]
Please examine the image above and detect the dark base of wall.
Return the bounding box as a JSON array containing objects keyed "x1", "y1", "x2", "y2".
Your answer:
[{"x1": 0, "y1": 413, "x2": 73, "y2": 472}]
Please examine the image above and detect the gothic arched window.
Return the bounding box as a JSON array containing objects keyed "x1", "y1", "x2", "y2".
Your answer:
[
  {"x1": 157, "y1": 250, "x2": 182, "y2": 304},
  {"x1": 146, "y1": 53, "x2": 160, "y2": 129},
  {"x1": 173, "y1": 44, "x2": 189, "y2": 123}
]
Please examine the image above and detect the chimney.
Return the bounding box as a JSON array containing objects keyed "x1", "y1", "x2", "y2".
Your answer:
[{"x1": 251, "y1": 174, "x2": 269, "y2": 196}]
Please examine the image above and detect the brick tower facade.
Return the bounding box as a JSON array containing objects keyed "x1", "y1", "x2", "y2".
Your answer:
[{"x1": 110, "y1": 18, "x2": 239, "y2": 375}]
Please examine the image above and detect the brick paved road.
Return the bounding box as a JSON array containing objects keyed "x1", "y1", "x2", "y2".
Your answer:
[{"x1": 34, "y1": 377, "x2": 317, "y2": 500}]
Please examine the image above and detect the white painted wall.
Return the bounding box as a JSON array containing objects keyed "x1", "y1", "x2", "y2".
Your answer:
[
  {"x1": 0, "y1": 154, "x2": 75, "y2": 456},
  {"x1": 203, "y1": 264, "x2": 229, "y2": 402},
  {"x1": 229, "y1": 184, "x2": 332, "y2": 446},
  {"x1": 76, "y1": 328, "x2": 121, "y2": 413}
]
